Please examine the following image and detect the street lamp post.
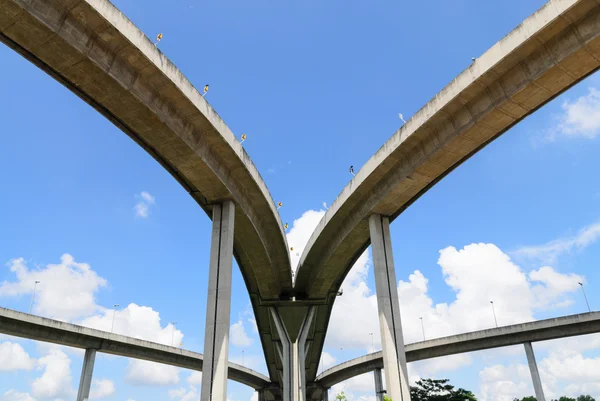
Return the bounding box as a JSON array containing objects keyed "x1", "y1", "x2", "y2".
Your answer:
[
  {"x1": 369, "y1": 332, "x2": 374, "y2": 352},
  {"x1": 490, "y1": 301, "x2": 498, "y2": 328},
  {"x1": 171, "y1": 322, "x2": 177, "y2": 346},
  {"x1": 579, "y1": 282, "x2": 591, "y2": 313},
  {"x1": 419, "y1": 317, "x2": 425, "y2": 341},
  {"x1": 29, "y1": 280, "x2": 40, "y2": 314},
  {"x1": 111, "y1": 304, "x2": 119, "y2": 333},
  {"x1": 242, "y1": 350, "x2": 245, "y2": 366}
]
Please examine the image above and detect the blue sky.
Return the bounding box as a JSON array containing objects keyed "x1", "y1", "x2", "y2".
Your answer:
[{"x1": 2, "y1": 0, "x2": 600, "y2": 400}]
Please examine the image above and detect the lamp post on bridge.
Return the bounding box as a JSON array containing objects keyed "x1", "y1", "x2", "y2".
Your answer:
[
  {"x1": 419, "y1": 317, "x2": 425, "y2": 341},
  {"x1": 579, "y1": 282, "x2": 591, "y2": 312},
  {"x1": 490, "y1": 301, "x2": 498, "y2": 328},
  {"x1": 29, "y1": 280, "x2": 40, "y2": 314},
  {"x1": 111, "y1": 304, "x2": 119, "y2": 333},
  {"x1": 171, "y1": 322, "x2": 177, "y2": 346}
]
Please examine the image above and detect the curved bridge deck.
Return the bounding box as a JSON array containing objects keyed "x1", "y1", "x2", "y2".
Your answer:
[
  {"x1": 0, "y1": 0, "x2": 292, "y2": 385},
  {"x1": 314, "y1": 312, "x2": 600, "y2": 394},
  {"x1": 0, "y1": 307, "x2": 271, "y2": 390},
  {"x1": 295, "y1": 0, "x2": 600, "y2": 385}
]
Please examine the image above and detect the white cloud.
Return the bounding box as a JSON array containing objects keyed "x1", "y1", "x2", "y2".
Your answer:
[
  {"x1": 31, "y1": 348, "x2": 73, "y2": 399},
  {"x1": 286, "y1": 209, "x2": 326, "y2": 272},
  {"x1": 0, "y1": 342, "x2": 35, "y2": 371},
  {"x1": 230, "y1": 319, "x2": 253, "y2": 347},
  {"x1": 80, "y1": 303, "x2": 183, "y2": 386},
  {"x1": 479, "y1": 363, "x2": 533, "y2": 401},
  {"x1": 278, "y1": 207, "x2": 586, "y2": 398},
  {"x1": 168, "y1": 386, "x2": 197, "y2": 401},
  {"x1": 0, "y1": 390, "x2": 36, "y2": 401},
  {"x1": 514, "y1": 221, "x2": 600, "y2": 263},
  {"x1": 557, "y1": 87, "x2": 600, "y2": 139},
  {"x1": 134, "y1": 191, "x2": 156, "y2": 218},
  {"x1": 80, "y1": 303, "x2": 182, "y2": 345},
  {"x1": 187, "y1": 371, "x2": 202, "y2": 386},
  {"x1": 89, "y1": 379, "x2": 115, "y2": 399},
  {"x1": 125, "y1": 359, "x2": 180, "y2": 386},
  {"x1": 320, "y1": 352, "x2": 337, "y2": 372},
  {"x1": 0, "y1": 254, "x2": 107, "y2": 321}
]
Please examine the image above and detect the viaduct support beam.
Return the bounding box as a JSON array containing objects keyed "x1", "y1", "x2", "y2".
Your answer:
[
  {"x1": 76, "y1": 348, "x2": 96, "y2": 401},
  {"x1": 271, "y1": 307, "x2": 315, "y2": 401},
  {"x1": 201, "y1": 201, "x2": 236, "y2": 401},
  {"x1": 368, "y1": 215, "x2": 411, "y2": 401},
  {"x1": 374, "y1": 368, "x2": 384, "y2": 401},
  {"x1": 524, "y1": 342, "x2": 546, "y2": 401},
  {"x1": 322, "y1": 388, "x2": 329, "y2": 401}
]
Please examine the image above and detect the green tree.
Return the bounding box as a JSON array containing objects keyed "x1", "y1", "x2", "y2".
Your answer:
[
  {"x1": 383, "y1": 396, "x2": 392, "y2": 401},
  {"x1": 335, "y1": 392, "x2": 347, "y2": 401},
  {"x1": 410, "y1": 378, "x2": 477, "y2": 401},
  {"x1": 577, "y1": 396, "x2": 596, "y2": 401},
  {"x1": 513, "y1": 397, "x2": 537, "y2": 401},
  {"x1": 552, "y1": 398, "x2": 576, "y2": 401}
]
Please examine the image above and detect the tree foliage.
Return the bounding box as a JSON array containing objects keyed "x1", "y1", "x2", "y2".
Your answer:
[
  {"x1": 335, "y1": 392, "x2": 347, "y2": 401},
  {"x1": 410, "y1": 378, "x2": 477, "y2": 401},
  {"x1": 513, "y1": 396, "x2": 595, "y2": 401}
]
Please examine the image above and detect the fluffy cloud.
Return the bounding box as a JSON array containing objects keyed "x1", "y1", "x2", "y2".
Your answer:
[
  {"x1": 80, "y1": 303, "x2": 182, "y2": 345},
  {"x1": 320, "y1": 352, "x2": 337, "y2": 373},
  {"x1": 0, "y1": 390, "x2": 35, "y2": 401},
  {"x1": 514, "y1": 221, "x2": 600, "y2": 264},
  {"x1": 230, "y1": 319, "x2": 253, "y2": 347},
  {"x1": 168, "y1": 386, "x2": 197, "y2": 401},
  {"x1": 31, "y1": 348, "x2": 73, "y2": 399},
  {"x1": 125, "y1": 359, "x2": 180, "y2": 386},
  {"x1": 557, "y1": 87, "x2": 600, "y2": 139},
  {"x1": 0, "y1": 254, "x2": 106, "y2": 321},
  {"x1": 89, "y1": 379, "x2": 115, "y2": 399},
  {"x1": 134, "y1": 191, "x2": 156, "y2": 218},
  {"x1": 286, "y1": 209, "x2": 326, "y2": 272},
  {"x1": 479, "y1": 363, "x2": 533, "y2": 401},
  {"x1": 187, "y1": 371, "x2": 202, "y2": 385},
  {"x1": 81, "y1": 303, "x2": 183, "y2": 386},
  {"x1": 0, "y1": 342, "x2": 35, "y2": 371},
  {"x1": 287, "y1": 209, "x2": 588, "y2": 400}
]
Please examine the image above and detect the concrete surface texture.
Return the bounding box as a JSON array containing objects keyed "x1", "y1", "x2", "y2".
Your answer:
[
  {"x1": 295, "y1": 0, "x2": 600, "y2": 388},
  {"x1": 3, "y1": 0, "x2": 600, "y2": 399},
  {"x1": 202, "y1": 201, "x2": 236, "y2": 401},
  {"x1": 314, "y1": 312, "x2": 600, "y2": 391},
  {"x1": 0, "y1": 0, "x2": 291, "y2": 387},
  {"x1": 524, "y1": 342, "x2": 546, "y2": 401},
  {"x1": 0, "y1": 307, "x2": 270, "y2": 390},
  {"x1": 369, "y1": 215, "x2": 410, "y2": 400}
]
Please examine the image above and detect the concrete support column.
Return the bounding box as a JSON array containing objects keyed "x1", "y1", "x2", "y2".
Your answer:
[
  {"x1": 257, "y1": 390, "x2": 265, "y2": 401},
  {"x1": 201, "y1": 201, "x2": 235, "y2": 401},
  {"x1": 76, "y1": 348, "x2": 96, "y2": 401},
  {"x1": 322, "y1": 388, "x2": 329, "y2": 401},
  {"x1": 298, "y1": 308, "x2": 315, "y2": 401},
  {"x1": 270, "y1": 307, "x2": 315, "y2": 401},
  {"x1": 524, "y1": 342, "x2": 546, "y2": 401},
  {"x1": 369, "y1": 214, "x2": 411, "y2": 401},
  {"x1": 374, "y1": 368, "x2": 384, "y2": 401}
]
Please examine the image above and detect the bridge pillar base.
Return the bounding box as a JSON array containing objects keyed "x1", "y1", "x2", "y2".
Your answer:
[
  {"x1": 271, "y1": 307, "x2": 315, "y2": 401},
  {"x1": 76, "y1": 348, "x2": 96, "y2": 401},
  {"x1": 369, "y1": 214, "x2": 411, "y2": 401},
  {"x1": 201, "y1": 201, "x2": 235, "y2": 401},
  {"x1": 524, "y1": 342, "x2": 546, "y2": 401},
  {"x1": 374, "y1": 368, "x2": 384, "y2": 401}
]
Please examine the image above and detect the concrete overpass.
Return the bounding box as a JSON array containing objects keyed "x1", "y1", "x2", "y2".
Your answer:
[
  {"x1": 0, "y1": 307, "x2": 271, "y2": 390},
  {"x1": 313, "y1": 311, "x2": 600, "y2": 393},
  {"x1": 3, "y1": 0, "x2": 600, "y2": 400},
  {"x1": 294, "y1": 1, "x2": 600, "y2": 399},
  {"x1": 0, "y1": 0, "x2": 294, "y2": 397}
]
